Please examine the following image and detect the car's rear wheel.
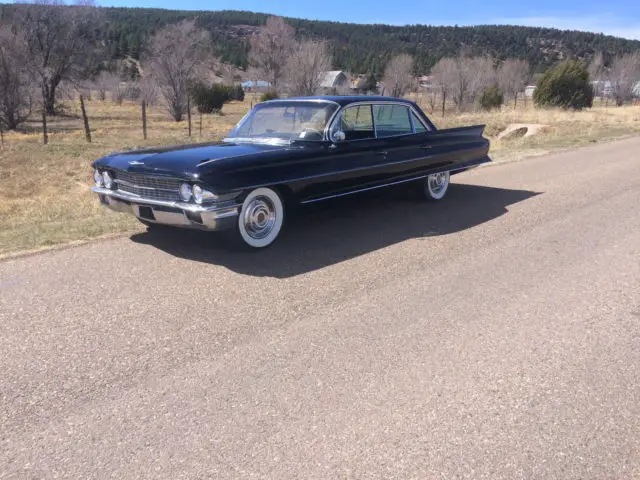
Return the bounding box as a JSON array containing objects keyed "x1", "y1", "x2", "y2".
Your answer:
[
  {"x1": 234, "y1": 187, "x2": 285, "y2": 249},
  {"x1": 423, "y1": 171, "x2": 450, "y2": 201}
]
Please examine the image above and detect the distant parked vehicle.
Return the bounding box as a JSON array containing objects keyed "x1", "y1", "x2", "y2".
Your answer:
[{"x1": 92, "y1": 96, "x2": 491, "y2": 249}]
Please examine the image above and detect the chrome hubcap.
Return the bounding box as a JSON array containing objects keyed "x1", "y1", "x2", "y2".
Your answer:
[
  {"x1": 429, "y1": 172, "x2": 447, "y2": 194},
  {"x1": 243, "y1": 196, "x2": 277, "y2": 239}
]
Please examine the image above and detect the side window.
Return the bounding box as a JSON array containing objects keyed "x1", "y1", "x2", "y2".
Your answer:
[
  {"x1": 373, "y1": 105, "x2": 413, "y2": 137},
  {"x1": 411, "y1": 111, "x2": 427, "y2": 133},
  {"x1": 331, "y1": 105, "x2": 375, "y2": 141}
]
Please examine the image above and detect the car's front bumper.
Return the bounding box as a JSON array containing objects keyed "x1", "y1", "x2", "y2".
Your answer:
[{"x1": 92, "y1": 187, "x2": 240, "y2": 231}]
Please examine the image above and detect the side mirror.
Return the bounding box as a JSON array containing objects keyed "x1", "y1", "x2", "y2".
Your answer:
[{"x1": 332, "y1": 131, "x2": 346, "y2": 143}]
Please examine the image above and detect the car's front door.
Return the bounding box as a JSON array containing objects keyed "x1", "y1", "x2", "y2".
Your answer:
[{"x1": 298, "y1": 104, "x2": 381, "y2": 202}]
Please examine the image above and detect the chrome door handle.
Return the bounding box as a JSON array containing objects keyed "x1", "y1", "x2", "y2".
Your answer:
[
  {"x1": 375, "y1": 151, "x2": 388, "y2": 156},
  {"x1": 420, "y1": 144, "x2": 433, "y2": 149}
]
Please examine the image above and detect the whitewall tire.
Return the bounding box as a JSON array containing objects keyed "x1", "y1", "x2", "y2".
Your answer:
[
  {"x1": 424, "y1": 171, "x2": 450, "y2": 201},
  {"x1": 236, "y1": 187, "x2": 285, "y2": 249}
]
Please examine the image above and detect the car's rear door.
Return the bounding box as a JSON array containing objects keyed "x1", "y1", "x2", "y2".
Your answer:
[{"x1": 369, "y1": 103, "x2": 426, "y2": 181}]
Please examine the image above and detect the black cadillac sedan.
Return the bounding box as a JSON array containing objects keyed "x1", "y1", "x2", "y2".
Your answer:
[{"x1": 92, "y1": 96, "x2": 491, "y2": 249}]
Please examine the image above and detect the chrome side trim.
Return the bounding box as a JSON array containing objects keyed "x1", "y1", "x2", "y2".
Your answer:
[
  {"x1": 237, "y1": 143, "x2": 489, "y2": 192},
  {"x1": 298, "y1": 160, "x2": 488, "y2": 204},
  {"x1": 300, "y1": 175, "x2": 427, "y2": 204}
]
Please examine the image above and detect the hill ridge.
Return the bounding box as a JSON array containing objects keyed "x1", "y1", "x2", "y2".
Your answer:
[{"x1": 2, "y1": 5, "x2": 639, "y2": 75}]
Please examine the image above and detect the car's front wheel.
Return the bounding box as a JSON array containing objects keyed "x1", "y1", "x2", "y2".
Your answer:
[
  {"x1": 234, "y1": 187, "x2": 285, "y2": 249},
  {"x1": 423, "y1": 171, "x2": 450, "y2": 201}
]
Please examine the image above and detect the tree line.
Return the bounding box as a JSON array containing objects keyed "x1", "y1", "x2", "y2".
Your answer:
[
  {"x1": 2, "y1": 3, "x2": 640, "y2": 74},
  {"x1": 1, "y1": 3, "x2": 639, "y2": 133}
]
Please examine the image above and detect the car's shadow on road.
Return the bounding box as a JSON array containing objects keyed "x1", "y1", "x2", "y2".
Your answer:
[{"x1": 130, "y1": 183, "x2": 541, "y2": 278}]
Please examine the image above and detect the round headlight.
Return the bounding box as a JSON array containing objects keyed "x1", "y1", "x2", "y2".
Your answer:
[
  {"x1": 179, "y1": 183, "x2": 192, "y2": 202},
  {"x1": 102, "y1": 171, "x2": 113, "y2": 189},
  {"x1": 93, "y1": 169, "x2": 103, "y2": 187},
  {"x1": 192, "y1": 185, "x2": 203, "y2": 204}
]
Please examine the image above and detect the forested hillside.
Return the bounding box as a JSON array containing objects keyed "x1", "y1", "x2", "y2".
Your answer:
[{"x1": 1, "y1": 5, "x2": 640, "y2": 75}]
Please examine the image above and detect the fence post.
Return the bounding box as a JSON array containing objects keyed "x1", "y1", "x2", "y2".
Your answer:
[
  {"x1": 79, "y1": 95, "x2": 91, "y2": 143},
  {"x1": 441, "y1": 91, "x2": 446, "y2": 117},
  {"x1": 199, "y1": 112, "x2": 203, "y2": 137},
  {"x1": 0, "y1": 122, "x2": 4, "y2": 148},
  {"x1": 141, "y1": 100, "x2": 147, "y2": 140},
  {"x1": 42, "y1": 108, "x2": 48, "y2": 145},
  {"x1": 187, "y1": 96, "x2": 192, "y2": 137}
]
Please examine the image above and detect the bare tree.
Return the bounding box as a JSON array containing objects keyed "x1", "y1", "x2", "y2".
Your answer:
[
  {"x1": 432, "y1": 56, "x2": 470, "y2": 110},
  {"x1": 137, "y1": 77, "x2": 159, "y2": 106},
  {"x1": 94, "y1": 71, "x2": 118, "y2": 101},
  {"x1": 498, "y1": 59, "x2": 529, "y2": 107},
  {"x1": 285, "y1": 40, "x2": 332, "y2": 96},
  {"x1": 431, "y1": 55, "x2": 496, "y2": 111},
  {"x1": 143, "y1": 20, "x2": 210, "y2": 121},
  {"x1": 609, "y1": 52, "x2": 640, "y2": 106},
  {"x1": 248, "y1": 16, "x2": 295, "y2": 90},
  {"x1": 589, "y1": 55, "x2": 607, "y2": 99},
  {"x1": 0, "y1": 27, "x2": 33, "y2": 130},
  {"x1": 588, "y1": 52, "x2": 606, "y2": 83},
  {"x1": 425, "y1": 89, "x2": 439, "y2": 114},
  {"x1": 17, "y1": 0, "x2": 102, "y2": 115},
  {"x1": 110, "y1": 80, "x2": 130, "y2": 105},
  {"x1": 431, "y1": 57, "x2": 457, "y2": 115},
  {"x1": 383, "y1": 54, "x2": 414, "y2": 98},
  {"x1": 467, "y1": 57, "x2": 496, "y2": 105}
]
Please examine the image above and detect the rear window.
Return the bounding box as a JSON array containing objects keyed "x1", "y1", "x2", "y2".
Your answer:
[
  {"x1": 373, "y1": 105, "x2": 413, "y2": 137},
  {"x1": 412, "y1": 111, "x2": 427, "y2": 133}
]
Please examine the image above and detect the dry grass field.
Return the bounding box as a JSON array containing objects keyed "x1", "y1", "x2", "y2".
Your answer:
[{"x1": 1, "y1": 93, "x2": 639, "y2": 256}]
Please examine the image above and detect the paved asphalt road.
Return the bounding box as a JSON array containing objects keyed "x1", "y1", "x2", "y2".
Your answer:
[{"x1": 1, "y1": 137, "x2": 639, "y2": 479}]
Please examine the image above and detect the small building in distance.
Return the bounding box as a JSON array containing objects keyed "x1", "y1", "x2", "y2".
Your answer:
[
  {"x1": 524, "y1": 85, "x2": 536, "y2": 98},
  {"x1": 319, "y1": 71, "x2": 349, "y2": 93},
  {"x1": 241, "y1": 80, "x2": 272, "y2": 93},
  {"x1": 417, "y1": 75, "x2": 436, "y2": 90}
]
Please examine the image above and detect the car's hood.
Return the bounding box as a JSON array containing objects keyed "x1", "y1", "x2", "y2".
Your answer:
[{"x1": 94, "y1": 141, "x2": 286, "y2": 178}]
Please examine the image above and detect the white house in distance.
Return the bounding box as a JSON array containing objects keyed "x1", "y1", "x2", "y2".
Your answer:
[
  {"x1": 319, "y1": 71, "x2": 349, "y2": 93},
  {"x1": 240, "y1": 80, "x2": 272, "y2": 93},
  {"x1": 417, "y1": 75, "x2": 436, "y2": 89},
  {"x1": 524, "y1": 85, "x2": 536, "y2": 97}
]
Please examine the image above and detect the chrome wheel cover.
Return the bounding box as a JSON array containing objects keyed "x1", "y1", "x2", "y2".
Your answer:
[
  {"x1": 426, "y1": 171, "x2": 450, "y2": 200},
  {"x1": 242, "y1": 196, "x2": 277, "y2": 240},
  {"x1": 237, "y1": 187, "x2": 284, "y2": 248}
]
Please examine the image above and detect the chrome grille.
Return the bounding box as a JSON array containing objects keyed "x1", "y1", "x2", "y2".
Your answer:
[{"x1": 113, "y1": 170, "x2": 182, "y2": 202}]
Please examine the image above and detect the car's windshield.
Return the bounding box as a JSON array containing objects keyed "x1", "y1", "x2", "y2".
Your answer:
[{"x1": 225, "y1": 101, "x2": 339, "y2": 144}]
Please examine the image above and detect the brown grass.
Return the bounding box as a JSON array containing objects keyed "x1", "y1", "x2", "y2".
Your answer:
[{"x1": 1, "y1": 94, "x2": 639, "y2": 256}]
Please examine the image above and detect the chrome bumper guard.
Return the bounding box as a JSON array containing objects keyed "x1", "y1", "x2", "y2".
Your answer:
[{"x1": 92, "y1": 187, "x2": 240, "y2": 231}]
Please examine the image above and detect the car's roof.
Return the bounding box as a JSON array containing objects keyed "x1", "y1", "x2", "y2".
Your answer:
[{"x1": 268, "y1": 96, "x2": 416, "y2": 107}]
